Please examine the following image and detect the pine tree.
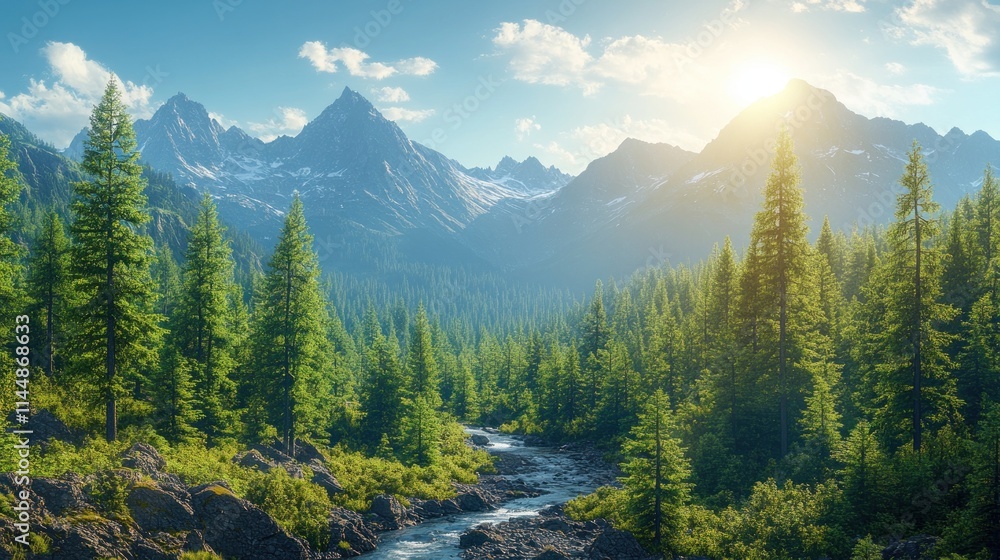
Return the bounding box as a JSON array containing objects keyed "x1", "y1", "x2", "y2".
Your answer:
[
  {"x1": 707, "y1": 237, "x2": 739, "y2": 443},
  {"x1": 407, "y1": 304, "x2": 441, "y2": 405},
  {"x1": 958, "y1": 294, "x2": 1000, "y2": 425},
  {"x1": 360, "y1": 327, "x2": 405, "y2": 446},
  {"x1": 152, "y1": 349, "x2": 201, "y2": 442},
  {"x1": 974, "y1": 165, "x2": 999, "y2": 296},
  {"x1": 0, "y1": 125, "x2": 22, "y2": 314},
  {"x1": 400, "y1": 393, "x2": 441, "y2": 466},
  {"x1": 68, "y1": 80, "x2": 161, "y2": 442},
  {"x1": 581, "y1": 280, "x2": 610, "y2": 411},
  {"x1": 620, "y1": 389, "x2": 692, "y2": 552},
  {"x1": 750, "y1": 127, "x2": 812, "y2": 457},
  {"x1": 836, "y1": 419, "x2": 884, "y2": 527},
  {"x1": 875, "y1": 142, "x2": 959, "y2": 452},
  {"x1": 246, "y1": 195, "x2": 333, "y2": 455},
  {"x1": 171, "y1": 194, "x2": 238, "y2": 440},
  {"x1": 26, "y1": 212, "x2": 70, "y2": 378}
]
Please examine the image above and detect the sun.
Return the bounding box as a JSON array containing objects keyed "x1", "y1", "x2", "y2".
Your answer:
[{"x1": 728, "y1": 62, "x2": 791, "y2": 106}]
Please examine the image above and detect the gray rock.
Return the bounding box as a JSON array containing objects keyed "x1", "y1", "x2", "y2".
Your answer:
[
  {"x1": 883, "y1": 535, "x2": 938, "y2": 560},
  {"x1": 460, "y1": 528, "x2": 501, "y2": 549},
  {"x1": 586, "y1": 527, "x2": 654, "y2": 559},
  {"x1": 369, "y1": 494, "x2": 409, "y2": 530},
  {"x1": 31, "y1": 474, "x2": 88, "y2": 516},
  {"x1": 327, "y1": 507, "x2": 378, "y2": 556},
  {"x1": 122, "y1": 442, "x2": 167, "y2": 475},
  {"x1": 236, "y1": 449, "x2": 276, "y2": 472},
  {"x1": 308, "y1": 460, "x2": 343, "y2": 498},
  {"x1": 471, "y1": 434, "x2": 490, "y2": 446},
  {"x1": 126, "y1": 483, "x2": 196, "y2": 532},
  {"x1": 191, "y1": 483, "x2": 309, "y2": 559}
]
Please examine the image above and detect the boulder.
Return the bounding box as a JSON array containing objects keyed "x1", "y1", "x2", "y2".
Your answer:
[
  {"x1": 191, "y1": 483, "x2": 309, "y2": 559},
  {"x1": 327, "y1": 507, "x2": 378, "y2": 556},
  {"x1": 291, "y1": 439, "x2": 326, "y2": 464},
  {"x1": 456, "y1": 488, "x2": 492, "y2": 511},
  {"x1": 369, "y1": 494, "x2": 409, "y2": 530},
  {"x1": 22, "y1": 408, "x2": 76, "y2": 444},
  {"x1": 460, "y1": 528, "x2": 502, "y2": 549},
  {"x1": 40, "y1": 516, "x2": 139, "y2": 559},
  {"x1": 471, "y1": 434, "x2": 490, "y2": 446},
  {"x1": 586, "y1": 527, "x2": 654, "y2": 559},
  {"x1": 535, "y1": 550, "x2": 571, "y2": 560},
  {"x1": 883, "y1": 535, "x2": 938, "y2": 560},
  {"x1": 32, "y1": 475, "x2": 89, "y2": 516},
  {"x1": 308, "y1": 460, "x2": 343, "y2": 498},
  {"x1": 236, "y1": 449, "x2": 275, "y2": 472},
  {"x1": 122, "y1": 442, "x2": 167, "y2": 475},
  {"x1": 126, "y1": 483, "x2": 196, "y2": 532}
]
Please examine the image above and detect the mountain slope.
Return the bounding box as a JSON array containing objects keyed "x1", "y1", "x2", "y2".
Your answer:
[{"x1": 486, "y1": 80, "x2": 1000, "y2": 286}]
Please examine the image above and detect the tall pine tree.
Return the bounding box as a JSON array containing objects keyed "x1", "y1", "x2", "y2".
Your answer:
[
  {"x1": 69, "y1": 80, "x2": 161, "y2": 442},
  {"x1": 246, "y1": 194, "x2": 333, "y2": 455},
  {"x1": 26, "y1": 211, "x2": 70, "y2": 378}
]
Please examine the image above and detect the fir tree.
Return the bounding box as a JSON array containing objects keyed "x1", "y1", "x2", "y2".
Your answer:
[
  {"x1": 172, "y1": 194, "x2": 238, "y2": 440},
  {"x1": 620, "y1": 389, "x2": 692, "y2": 552},
  {"x1": 26, "y1": 211, "x2": 70, "y2": 378},
  {"x1": 360, "y1": 327, "x2": 405, "y2": 447},
  {"x1": 68, "y1": 80, "x2": 161, "y2": 442},
  {"x1": 749, "y1": 127, "x2": 812, "y2": 457},
  {"x1": 246, "y1": 194, "x2": 333, "y2": 455},
  {"x1": 875, "y1": 142, "x2": 959, "y2": 451}
]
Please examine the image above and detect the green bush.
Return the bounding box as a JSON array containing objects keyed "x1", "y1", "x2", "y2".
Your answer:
[{"x1": 244, "y1": 468, "x2": 332, "y2": 551}]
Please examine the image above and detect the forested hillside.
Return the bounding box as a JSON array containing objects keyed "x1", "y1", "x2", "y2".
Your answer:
[{"x1": 1, "y1": 81, "x2": 999, "y2": 560}]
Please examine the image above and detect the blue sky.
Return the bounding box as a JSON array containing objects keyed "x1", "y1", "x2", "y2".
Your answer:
[{"x1": 1, "y1": 0, "x2": 999, "y2": 173}]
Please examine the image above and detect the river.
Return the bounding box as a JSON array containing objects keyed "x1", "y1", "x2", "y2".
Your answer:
[{"x1": 362, "y1": 428, "x2": 605, "y2": 559}]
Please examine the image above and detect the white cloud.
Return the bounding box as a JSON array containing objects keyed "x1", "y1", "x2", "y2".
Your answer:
[
  {"x1": 373, "y1": 87, "x2": 410, "y2": 103},
  {"x1": 298, "y1": 41, "x2": 437, "y2": 79},
  {"x1": 537, "y1": 115, "x2": 705, "y2": 174},
  {"x1": 790, "y1": 0, "x2": 866, "y2": 12},
  {"x1": 897, "y1": 0, "x2": 1000, "y2": 77},
  {"x1": 395, "y1": 57, "x2": 438, "y2": 76},
  {"x1": 885, "y1": 62, "x2": 906, "y2": 75},
  {"x1": 816, "y1": 71, "x2": 940, "y2": 117},
  {"x1": 491, "y1": 7, "x2": 745, "y2": 99},
  {"x1": 515, "y1": 116, "x2": 541, "y2": 140},
  {"x1": 492, "y1": 20, "x2": 598, "y2": 94},
  {"x1": 247, "y1": 107, "x2": 309, "y2": 142},
  {"x1": 0, "y1": 41, "x2": 157, "y2": 147},
  {"x1": 380, "y1": 107, "x2": 435, "y2": 123}
]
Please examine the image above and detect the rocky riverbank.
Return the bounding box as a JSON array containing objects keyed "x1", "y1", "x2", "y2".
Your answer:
[
  {"x1": 458, "y1": 505, "x2": 656, "y2": 560},
  {"x1": 0, "y1": 417, "x2": 540, "y2": 559}
]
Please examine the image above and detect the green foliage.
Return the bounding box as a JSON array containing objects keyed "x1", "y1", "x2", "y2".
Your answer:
[
  {"x1": 850, "y1": 535, "x2": 882, "y2": 560},
  {"x1": 245, "y1": 195, "x2": 333, "y2": 454},
  {"x1": 68, "y1": 80, "x2": 162, "y2": 442},
  {"x1": 86, "y1": 471, "x2": 131, "y2": 520},
  {"x1": 178, "y1": 553, "x2": 222, "y2": 560},
  {"x1": 244, "y1": 468, "x2": 332, "y2": 550}
]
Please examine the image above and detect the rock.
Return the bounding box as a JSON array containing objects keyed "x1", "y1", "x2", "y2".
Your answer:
[
  {"x1": 586, "y1": 526, "x2": 655, "y2": 559},
  {"x1": 236, "y1": 449, "x2": 275, "y2": 472},
  {"x1": 883, "y1": 535, "x2": 938, "y2": 560},
  {"x1": 327, "y1": 507, "x2": 378, "y2": 556},
  {"x1": 254, "y1": 443, "x2": 296, "y2": 466},
  {"x1": 460, "y1": 528, "x2": 501, "y2": 549},
  {"x1": 369, "y1": 494, "x2": 409, "y2": 530},
  {"x1": 126, "y1": 483, "x2": 196, "y2": 532},
  {"x1": 131, "y1": 538, "x2": 175, "y2": 560},
  {"x1": 41, "y1": 515, "x2": 139, "y2": 559},
  {"x1": 455, "y1": 488, "x2": 492, "y2": 511},
  {"x1": 535, "y1": 549, "x2": 571, "y2": 560},
  {"x1": 308, "y1": 460, "x2": 344, "y2": 498},
  {"x1": 291, "y1": 439, "x2": 326, "y2": 464},
  {"x1": 122, "y1": 441, "x2": 167, "y2": 475},
  {"x1": 32, "y1": 475, "x2": 88, "y2": 516},
  {"x1": 183, "y1": 530, "x2": 215, "y2": 553},
  {"x1": 471, "y1": 434, "x2": 490, "y2": 446},
  {"x1": 20, "y1": 408, "x2": 76, "y2": 444},
  {"x1": 191, "y1": 483, "x2": 309, "y2": 559}
]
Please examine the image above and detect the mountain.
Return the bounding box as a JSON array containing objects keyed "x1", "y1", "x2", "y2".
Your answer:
[
  {"x1": 54, "y1": 80, "x2": 1000, "y2": 289},
  {"x1": 68, "y1": 88, "x2": 581, "y2": 273},
  {"x1": 463, "y1": 79, "x2": 1000, "y2": 285},
  {"x1": 468, "y1": 156, "x2": 573, "y2": 195}
]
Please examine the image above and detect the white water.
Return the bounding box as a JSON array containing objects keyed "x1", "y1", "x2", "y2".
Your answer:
[{"x1": 362, "y1": 428, "x2": 604, "y2": 559}]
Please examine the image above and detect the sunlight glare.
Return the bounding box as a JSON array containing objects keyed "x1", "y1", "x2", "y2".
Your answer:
[{"x1": 728, "y1": 62, "x2": 791, "y2": 106}]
